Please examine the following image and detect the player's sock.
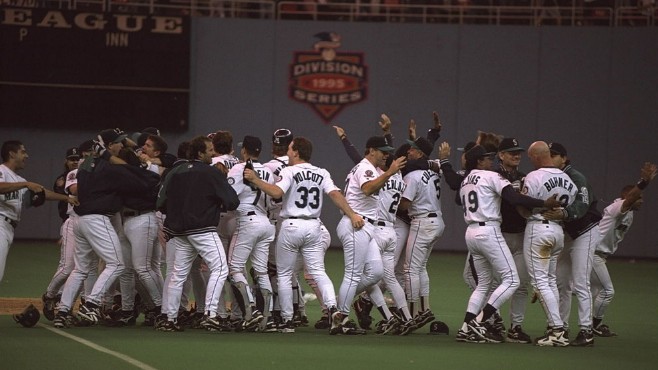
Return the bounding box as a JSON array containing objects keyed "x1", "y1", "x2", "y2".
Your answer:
[
  {"x1": 376, "y1": 305, "x2": 393, "y2": 320},
  {"x1": 481, "y1": 303, "x2": 497, "y2": 323},
  {"x1": 593, "y1": 317, "x2": 602, "y2": 328}
]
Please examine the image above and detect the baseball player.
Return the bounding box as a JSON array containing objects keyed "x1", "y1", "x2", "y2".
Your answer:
[
  {"x1": 157, "y1": 135, "x2": 239, "y2": 332},
  {"x1": 261, "y1": 128, "x2": 293, "y2": 325},
  {"x1": 591, "y1": 162, "x2": 657, "y2": 336},
  {"x1": 495, "y1": 137, "x2": 533, "y2": 343},
  {"x1": 398, "y1": 137, "x2": 443, "y2": 331},
  {"x1": 53, "y1": 148, "x2": 81, "y2": 222},
  {"x1": 110, "y1": 148, "x2": 163, "y2": 325},
  {"x1": 456, "y1": 144, "x2": 560, "y2": 343},
  {"x1": 544, "y1": 142, "x2": 602, "y2": 346},
  {"x1": 244, "y1": 136, "x2": 363, "y2": 333},
  {"x1": 42, "y1": 143, "x2": 97, "y2": 321},
  {"x1": 333, "y1": 122, "x2": 415, "y2": 335},
  {"x1": 521, "y1": 141, "x2": 577, "y2": 347},
  {"x1": 226, "y1": 135, "x2": 276, "y2": 331},
  {"x1": 53, "y1": 129, "x2": 156, "y2": 327},
  {"x1": 210, "y1": 130, "x2": 241, "y2": 323},
  {"x1": 334, "y1": 136, "x2": 406, "y2": 335},
  {"x1": 1, "y1": 140, "x2": 77, "y2": 284}
]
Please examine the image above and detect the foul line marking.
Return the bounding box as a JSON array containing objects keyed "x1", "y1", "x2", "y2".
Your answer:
[{"x1": 39, "y1": 323, "x2": 158, "y2": 370}]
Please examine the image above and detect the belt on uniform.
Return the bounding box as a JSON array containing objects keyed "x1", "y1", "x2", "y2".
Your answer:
[
  {"x1": 122, "y1": 209, "x2": 154, "y2": 218},
  {"x1": 376, "y1": 220, "x2": 393, "y2": 227},
  {"x1": 288, "y1": 216, "x2": 317, "y2": 220},
  {"x1": 3, "y1": 216, "x2": 18, "y2": 228},
  {"x1": 528, "y1": 220, "x2": 551, "y2": 224},
  {"x1": 413, "y1": 212, "x2": 438, "y2": 219},
  {"x1": 477, "y1": 221, "x2": 501, "y2": 226},
  {"x1": 361, "y1": 215, "x2": 376, "y2": 225}
]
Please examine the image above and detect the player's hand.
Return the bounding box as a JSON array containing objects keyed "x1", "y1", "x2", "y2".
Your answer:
[
  {"x1": 432, "y1": 111, "x2": 442, "y2": 131},
  {"x1": 349, "y1": 213, "x2": 365, "y2": 229},
  {"x1": 26, "y1": 182, "x2": 45, "y2": 193},
  {"x1": 542, "y1": 208, "x2": 565, "y2": 221},
  {"x1": 640, "y1": 162, "x2": 657, "y2": 182},
  {"x1": 92, "y1": 139, "x2": 107, "y2": 157},
  {"x1": 332, "y1": 125, "x2": 346, "y2": 139},
  {"x1": 67, "y1": 196, "x2": 80, "y2": 206},
  {"x1": 542, "y1": 194, "x2": 561, "y2": 209},
  {"x1": 438, "y1": 142, "x2": 451, "y2": 160},
  {"x1": 388, "y1": 156, "x2": 407, "y2": 174},
  {"x1": 243, "y1": 168, "x2": 260, "y2": 182},
  {"x1": 378, "y1": 114, "x2": 392, "y2": 134},
  {"x1": 408, "y1": 119, "x2": 417, "y2": 141}
]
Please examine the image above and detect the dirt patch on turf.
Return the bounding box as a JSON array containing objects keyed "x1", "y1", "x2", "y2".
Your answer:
[{"x1": 0, "y1": 298, "x2": 83, "y2": 315}]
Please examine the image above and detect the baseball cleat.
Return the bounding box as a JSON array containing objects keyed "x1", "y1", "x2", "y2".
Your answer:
[
  {"x1": 77, "y1": 303, "x2": 101, "y2": 325},
  {"x1": 456, "y1": 329, "x2": 486, "y2": 343},
  {"x1": 467, "y1": 319, "x2": 503, "y2": 343},
  {"x1": 53, "y1": 311, "x2": 73, "y2": 329},
  {"x1": 569, "y1": 329, "x2": 594, "y2": 347},
  {"x1": 506, "y1": 325, "x2": 532, "y2": 344},
  {"x1": 352, "y1": 296, "x2": 373, "y2": 330},
  {"x1": 156, "y1": 320, "x2": 184, "y2": 332},
  {"x1": 42, "y1": 293, "x2": 57, "y2": 321},
  {"x1": 200, "y1": 315, "x2": 232, "y2": 332},
  {"x1": 243, "y1": 310, "x2": 264, "y2": 330},
  {"x1": 314, "y1": 310, "x2": 330, "y2": 329},
  {"x1": 414, "y1": 309, "x2": 435, "y2": 329},
  {"x1": 535, "y1": 328, "x2": 569, "y2": 347},
  {"x1": 397, "y1": 319, "x2": 417, "y2": 336},
  {"x1": 592, "y1": 324, "x2": 617, "y2": 337},
  {"x1": 278, "y1": 320, "x2": 296, "y2": 334},
  {"x1": 377, "y1": 315, "x2": 400, "y2": 335}
]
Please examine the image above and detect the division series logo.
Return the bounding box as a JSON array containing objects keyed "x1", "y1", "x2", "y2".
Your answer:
[{"x1": 289, "y1": 32, "x2": 368, "y2": 123}]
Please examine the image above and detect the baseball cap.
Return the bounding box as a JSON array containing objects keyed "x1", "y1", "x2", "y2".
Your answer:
[
  {"x1": 366, "y1": 136, "x2": 395, "y2": 153},
  {"x1": 238, "y1": 135, "x2": 262, "y2": 154},
  {"x1": 457, "y1": 141, "x2": 477, "y2": 153},
  {"x1": 428, "y1": 321, "x2": 450, "y2": 335},
  {"x1": 66, "y1": 147, "x2": 80, "y2": 160},
  {"x1": 498, "y1": 138, "x2": 525, "y2": 153},
  {"x1": 548, "y1": 142, "x2": 567, "y2": 157},
  {"x1": 78, "y1": 140, "x2": 94, "y2": 154},
  {"x1": 272, "y1": 128, "x2": 293, "y2": 146},
  {"x1": 407, "y1": 137, "x2": 433, "y2": 157},
  {"x1": 142, "y1": 127, "x2": 160, "y2": 136},
  {"x1": 98, "y1": 128, "x2": 127, "y2": 145},
  {"x1": 465, "y1": 144, "x2": 497, "y2": 167}
]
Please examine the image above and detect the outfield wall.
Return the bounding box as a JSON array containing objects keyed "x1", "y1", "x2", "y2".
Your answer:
[{"x1": 1, "y1": 17, "x2": 657, "y2": 257}]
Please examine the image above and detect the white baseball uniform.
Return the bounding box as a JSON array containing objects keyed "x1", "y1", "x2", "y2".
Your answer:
[
  {"x1": 227, "y1": 161, "x2": 276, "y2": 318},
  {"x1": 336, "y1": 158, "x2": 383, "y2": 315},
  {"x1": 372, "y1": 171, "x2": 409, "y2": 315},
  {"x1": 274, "y1": 162, "x2": 340, "y2": 322},
  {"x1": 522, "y1": 167, "x2": 577, "y2": 328},
  {"x1": 591, "y1": 198, "x2": 632, "y2": 321},
  {"x1": 401, "y1": 169, "x2": 445, "y2": 305},
  {"x1": 459, "y1": 170, "x2": 520, "y2": 316},
  {"x1": 0, "y1": 163, "x2": 27, "y2": 283}
]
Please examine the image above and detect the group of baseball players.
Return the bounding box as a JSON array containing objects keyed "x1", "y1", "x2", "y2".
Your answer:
[{"x1": 2, "y1": 114, "x2": 655, "y2": 347}]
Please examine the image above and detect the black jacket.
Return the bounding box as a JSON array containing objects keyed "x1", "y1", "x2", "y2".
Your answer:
[
  {"x1": 74, "y1": 156, "x2": 156, "y2": 216},
  {"x1": 158, "y1": 160, "x2": 239, "y2": 236}
]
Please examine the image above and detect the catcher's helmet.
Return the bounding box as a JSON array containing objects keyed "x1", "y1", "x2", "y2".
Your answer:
[
  {"x1": 428, "y1": 320, "x2": 449, "y2": 335},
  {"x1": 13, "y1": 304, "x2": 41, "y2": 328}
]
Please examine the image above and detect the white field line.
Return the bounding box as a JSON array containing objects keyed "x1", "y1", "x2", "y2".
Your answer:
[{"x1": 39, "y1": 323, "x2": 158, "y2": 370}]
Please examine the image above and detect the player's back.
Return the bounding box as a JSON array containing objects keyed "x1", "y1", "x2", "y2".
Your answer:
[{"x1": 523, "y1": 167, "x2": 577, "y2": 221}]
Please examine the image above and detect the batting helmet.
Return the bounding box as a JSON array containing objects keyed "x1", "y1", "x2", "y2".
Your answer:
[
  {"x1": 13, "y1": 304, "x2": 41, "y2": 328},
  {"x1": 428, "y1": 320, "x2": 449, "y2": 335},
  {"x1": 272, "y1": 128, "x2": 293, "y2": 147}
]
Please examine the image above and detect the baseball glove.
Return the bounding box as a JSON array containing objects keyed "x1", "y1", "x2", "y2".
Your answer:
[
  {"x1": 28, "y1": 189, "x2": 46, "y2": 207},
  {"x1": 13, "y1": 304, "x2": 41, "y2": 328}
]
